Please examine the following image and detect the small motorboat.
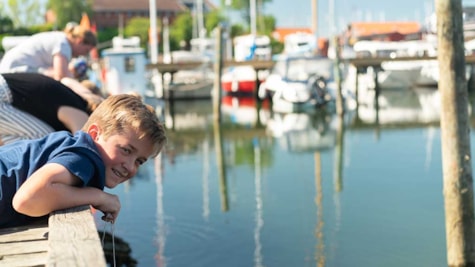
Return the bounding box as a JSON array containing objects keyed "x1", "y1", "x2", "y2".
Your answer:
[{"x1": 258, "y1": 55, "x2": 334, "y2": 113}]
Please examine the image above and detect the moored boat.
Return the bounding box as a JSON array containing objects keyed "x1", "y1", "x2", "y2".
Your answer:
[{"x1": 221, "y1": 34, "x2": 272, "y2": 95}]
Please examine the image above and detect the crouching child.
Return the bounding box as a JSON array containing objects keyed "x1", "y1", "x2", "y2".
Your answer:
[{"x1": 0, "y1": 94, "x2": 166, "y2": 228}]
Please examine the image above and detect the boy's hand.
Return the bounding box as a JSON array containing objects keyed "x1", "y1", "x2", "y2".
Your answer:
[
  {"x1": 93, "y1": 192, "x2": 120, "y2": 223},
  {"x1": 102, "y1": 213, "x2": 115, "y2": 223}
]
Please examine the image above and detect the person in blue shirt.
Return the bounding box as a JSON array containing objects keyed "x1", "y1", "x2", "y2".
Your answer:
[{"x1": 0, "y1": 94, "x2": 167, "y2": 228}]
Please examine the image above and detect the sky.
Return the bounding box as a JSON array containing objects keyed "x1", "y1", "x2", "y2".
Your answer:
[{"x1": 212, "y1": 0, "x2": 475, "y2": 37}]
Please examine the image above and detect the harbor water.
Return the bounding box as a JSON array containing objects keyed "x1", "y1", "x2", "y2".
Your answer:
[{"x1": 94, "y1": 82, "x2": 475, "y2": 267}]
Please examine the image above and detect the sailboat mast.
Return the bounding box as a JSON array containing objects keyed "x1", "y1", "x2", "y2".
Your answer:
[
  {"x1": 149, "y1": 0, "x2": 158, "y2": 63},
  {"x1": 250, "y1": 0, "x2": 257, "y2": 35},
  {"x1": 196, "y1": 0, "x2": 205, "y2": 39},
  {"x1": 311, "y1": 0, "x2": 318, "y2": 38}
]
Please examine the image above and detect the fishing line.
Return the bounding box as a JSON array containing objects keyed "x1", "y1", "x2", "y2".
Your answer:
[{"x1": 101, "y1": 220, "x2": 116, "y2": 267}]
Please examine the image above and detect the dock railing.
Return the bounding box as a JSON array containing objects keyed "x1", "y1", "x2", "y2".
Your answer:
[
  {"x1": 47, "y1": 205, "x2": 106, "y2": 266},
  {"x1": 0, "y1": 205, "x2": 106, "y2": 267}
]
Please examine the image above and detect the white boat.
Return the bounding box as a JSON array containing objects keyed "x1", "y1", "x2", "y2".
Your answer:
[
  {"x1": 347, "y1": 38, "x2": 471, "y2": 89},
  {"x1": 258, "y1": 55, "x2": 334, "y2": 113},
  {"x1": 1, "y1": 36, "x2": 30, "y2": 52},
  {"x1": 221, "y1": 34, "x2": 272, "y2": 94},
  {"x1": 101, "y1": 36, "x2": 150, "y2": 96},
  {"x1": 347, "y1": 40, "x2": 434, "y2": 90},
  {"x1": 282, "y1": 31, "x2": 318, "y2": 57}
]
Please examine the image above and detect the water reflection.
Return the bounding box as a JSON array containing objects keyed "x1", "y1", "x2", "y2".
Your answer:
[
  {"x1": 354, "y1": 87, "x2": 444, "y2": 126},
  {"x1": 137, "y1": 87, "x2": 462, "y2": 266},
  {"x1": 5, "y1": 84, "x2": 475, "y2": 266}
]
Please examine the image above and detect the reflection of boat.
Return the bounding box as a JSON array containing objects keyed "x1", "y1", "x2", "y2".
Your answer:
[
  {"x1": 221, "y1": 95, "x2": 270, "y2": 126},
  {"x1": 266, "y1": 111, "x2": 336, "y2": 152},
  {"x1": 221, "y1": 34, "x2": 272, "y2": 94},
  {"x1": 258, "y1": 56, "x2": 334, "y2": 113},
  {"x1": 356, "y1": 87, "x2": 450, "y2": 125}
]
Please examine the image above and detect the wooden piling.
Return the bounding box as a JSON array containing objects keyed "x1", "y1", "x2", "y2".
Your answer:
[
  {"x1": 213, "y1": 26, "x2": 223, "y2": 124},
  {"x1": 436, "y1": 0, "x2": 475, "y2": 265},
  {"x1": 332, "y1": 36, "x2": 344, "y2": 116},
  {"x1": 212, "y1": 26, "x2": 228, "y2": 211}
]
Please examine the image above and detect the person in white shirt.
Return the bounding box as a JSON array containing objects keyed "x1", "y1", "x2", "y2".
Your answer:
[{"x1": 0, "y1": 25, "x2": 97, "y2": 81}]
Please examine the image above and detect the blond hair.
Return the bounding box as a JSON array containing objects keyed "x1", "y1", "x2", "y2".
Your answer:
[
  {"x1": 82, "y1": 94, "x2": 166, "y2": 157},
  {"x1": 64, "y1": 25, "x2": 97, "y2": 47}
]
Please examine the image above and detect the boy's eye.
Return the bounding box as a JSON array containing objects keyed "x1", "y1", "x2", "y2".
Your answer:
[
  {"x1": 136, "y1": 159, "x2": 146, "y2": 165},
  {"x1": 121, "y1": 147, "x2": 131, "y2": 154}
]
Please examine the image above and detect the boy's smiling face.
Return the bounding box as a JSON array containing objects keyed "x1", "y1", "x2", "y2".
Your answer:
[{"x1": 88, "y1": 124, "x2": 154, "y2": 188}]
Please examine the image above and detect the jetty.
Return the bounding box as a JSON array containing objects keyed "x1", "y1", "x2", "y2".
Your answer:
[
  {"x1": 0, "y1": 205, "x2": 106, "y2": 267},
  {"x1": 348, "y1": 54, "x2": 475, "y2": 69}
]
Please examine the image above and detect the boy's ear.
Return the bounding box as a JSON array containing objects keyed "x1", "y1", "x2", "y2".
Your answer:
[{"x1": 87, "y1": 124, "x2": 100, "y2": 140}]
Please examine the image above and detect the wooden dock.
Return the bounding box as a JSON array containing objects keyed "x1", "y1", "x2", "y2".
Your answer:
[
  {"x1": 146, "y1": 59, "x2": 275, "y2": 74},
  {"x1": 347, "y1": 54, "x2": 475, "y2": 69},
  {"x1": 0, "y1": 205, "x2": 106, "y2": 267}
]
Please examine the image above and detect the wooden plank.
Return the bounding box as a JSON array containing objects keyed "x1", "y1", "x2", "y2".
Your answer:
[
  {"x1": 347, "y1": 54, "x2": 475, "y2": 68},
  {"x1": 0, "y1": 239, "x2": 47, "y2": 256},
  {"x1": 0, "y1": 225, "x2": 48, "y2": 243},
  {"x1": 0, "y1": 252, "x2": 47, "y2": 267},
  {"x1": 146, "y1": 59, "x2": 275, "y2": 73},
  {"x1": 47, "y1": 206, "x2": 106, "y2": 267}
]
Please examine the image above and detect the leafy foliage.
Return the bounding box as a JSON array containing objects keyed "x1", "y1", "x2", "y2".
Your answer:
[
  {"x1": 223, "y1": 0, "x2": 273, "y2": 34},
  {"x1": 169, "y1": 12, "x2": 194, "y2": 50},
  {"x1": 46, "y1": 0, "x2": 92, "y2": 29},
  {"x1": 5, "y1": 0, "x2": 44, "y2": 27},
  {"x1": 124, "y1": 17, "x2": 155, "y2": 48}
]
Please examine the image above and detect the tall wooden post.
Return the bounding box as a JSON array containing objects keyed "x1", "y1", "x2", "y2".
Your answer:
[
  {"x1": 213, "y1": 26, "x2": 223, "y2": 124},
  {"x1": 436, "y1": 0, "x2": 475, "y2": 265},
  {"x1": 332, "y1": 36, "x2": 344, "y2": 116},
  {"x1": 212, "y1": 26, "x2": 228, "y2": 211}
]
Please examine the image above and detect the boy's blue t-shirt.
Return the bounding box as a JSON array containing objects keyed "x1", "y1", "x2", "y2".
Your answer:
[{"x1": 0, "y1": 131, "x2": 105, "y2": 228}]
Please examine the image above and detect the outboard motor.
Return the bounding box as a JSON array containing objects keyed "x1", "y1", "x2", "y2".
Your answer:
[{"x1": 307, "y1": 75, "x2": 328, "y2": 105}]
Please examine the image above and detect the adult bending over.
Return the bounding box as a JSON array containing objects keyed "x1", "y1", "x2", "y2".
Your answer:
[
  {"x1": 0, "y1": 26, "x2": 97, "y2": 80},
  {"x1": 0, "y1": 73, "x2": 103, "y2": 144}
]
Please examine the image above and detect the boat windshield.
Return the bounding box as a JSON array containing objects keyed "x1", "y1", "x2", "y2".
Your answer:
[{"x1": 284, "y1": 58, "x2": 334, "y2": 82}]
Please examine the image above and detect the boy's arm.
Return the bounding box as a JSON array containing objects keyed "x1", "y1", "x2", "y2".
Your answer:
[{"x1": 12, "y1": 162, "x2": 120, "y2": 221}]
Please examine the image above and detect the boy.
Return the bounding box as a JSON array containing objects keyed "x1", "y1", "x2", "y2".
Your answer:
[{"x1": 0, "y1": 94, "x2": 166, "y2": 228}]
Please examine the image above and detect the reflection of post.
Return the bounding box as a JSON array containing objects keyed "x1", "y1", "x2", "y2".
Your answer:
[
  {"x1": 154, "y1": 154, "x2": 166, "y2": 266},
  {"x1": 253, "y1": 140, "x2": 264, "y2": 267},
  {"x1": 214, "y1": 120, "x2": 229, "y2": 211},
  {"x1": 334, "y1": 114, "x2": 345, "y2": 192},
  {"x1": 424, "y1": 127, "x2": 435, "y2": 171},
  {"x1": 373, "y1": 69, "x2": 380, "y2": 140},
  {"x1": 436, "y1": 0, "x2": 475, "y2": 265},
  {"x1": 314, "y1": 153, "x2": 325, "y2": 267},
  {"x1": 164, "y1": 99, "x2": 175, "y2": 130},
  {"x1": 354, "y1": 68, "x2": 359, "y2": 114},
  {"x1": 202, "y1": 139, "x2": 210, "y2": 220}
]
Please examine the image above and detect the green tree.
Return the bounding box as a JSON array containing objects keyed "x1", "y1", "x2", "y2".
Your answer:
[
  {"x1": 169, "y1": 12, "x2": 193, "y2": 50},
  {"x1": 124, "y1": 17, "x2": 155, "y2": 48},
  {"x1": 0, "y1": 15, "x2": 14, "y2": 33},
  {"x1": 223, "y1": 0, "x2": 272, "y2": 34},
  {"x1": 204, "y1": 9, "x2": 226, "y2": 36},
  {"x1": 6, "y1": 0, "x2": 44, "y2": 27},
  {"x1": 46, "y1": 0, "x2": 92, "y2": 29}
]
